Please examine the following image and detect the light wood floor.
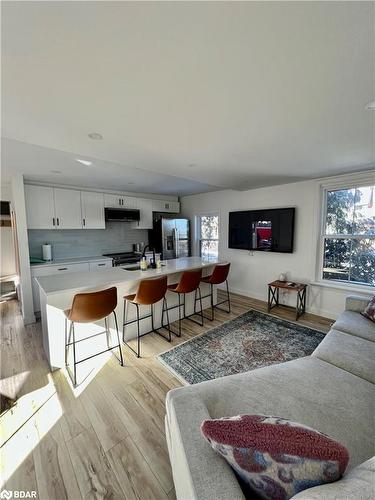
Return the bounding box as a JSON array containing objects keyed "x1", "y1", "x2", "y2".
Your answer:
[{"x1": 0, "y1": 292, "x2": 333, "y2": 499}]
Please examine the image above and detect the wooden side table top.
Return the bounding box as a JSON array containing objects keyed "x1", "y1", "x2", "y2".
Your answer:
[{"x1": 268, "y1": 280, "x2": 307, "y2": 292}]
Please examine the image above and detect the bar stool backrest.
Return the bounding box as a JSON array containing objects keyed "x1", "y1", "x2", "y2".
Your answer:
[
  {"x1": 68, "y1": 287, "x2": 117, "y2": 323},
  {"x1": 208, "y1": 263, "x2": 231, "y2": 284},
  {"x1": 134, "y1": 276, "x2": 168, "y2": 305},
  {"x1": 175, "y1": 269, "x2": 202, "y2": 294}
]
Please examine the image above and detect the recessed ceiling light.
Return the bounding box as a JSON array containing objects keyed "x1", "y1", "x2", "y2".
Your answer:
[
  {"x1": 365, "y1": 100, "x2": 375, "y2": 110},
  {"x1": 51, "y1": 170, "x2": 62, "y2": 174},
  {"x1": 76, "y1": 158, "x2": 93, "y2": 166},
  {"x1": 88, "y1": 132, "x2": 103, "y2": 140}
]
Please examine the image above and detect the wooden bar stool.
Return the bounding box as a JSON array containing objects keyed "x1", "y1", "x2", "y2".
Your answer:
[
  {"x1": 201, "y1": 263, "x2": 231, "y2": 321},
  {"x1": 122, "y1": 276, "x2": 171, "y2": 358},
  {"x1": 167, "y1": 269, "x2": 204, "y2": 337},
  {"x1": 64, "y1": 286, "x2": 123, "y2": 387}
]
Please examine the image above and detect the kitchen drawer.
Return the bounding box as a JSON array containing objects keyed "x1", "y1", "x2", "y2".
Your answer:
[
  {"x1": 89, "y1": 260, "x2": 112, "y2": 271},
  {"x1": 31, "y1": 262, "x2": 90, "y2": 277}
]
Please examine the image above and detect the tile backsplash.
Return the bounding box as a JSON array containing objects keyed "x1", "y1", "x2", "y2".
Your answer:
[{"x1": 28, "y1": 222, "x2": 149, "y2": 259}]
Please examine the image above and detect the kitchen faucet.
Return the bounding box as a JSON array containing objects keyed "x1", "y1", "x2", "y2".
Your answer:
[{"x1": 142, "y1": 245, "x2": 157, "y2": 268}]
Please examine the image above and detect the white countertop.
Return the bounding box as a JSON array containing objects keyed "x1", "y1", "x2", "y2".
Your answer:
[
  {"x1": 36, "y1": 257, "x2": 220, "y2": 296},
  {"x1": 30, "y1": 255, "x2": 112, "y2": 268}
]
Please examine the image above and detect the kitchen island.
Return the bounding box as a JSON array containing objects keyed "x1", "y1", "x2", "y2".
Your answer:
[{"x1": 37, "y1": 257, "x2": 219, "y2": 370}]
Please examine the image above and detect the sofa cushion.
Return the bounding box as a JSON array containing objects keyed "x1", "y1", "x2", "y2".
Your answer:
[
  {"x1": 165, "y1": 392, "x2": 245, "y2": 500},
  {"x1": 362, "y1": 296, "x2": 375, "y2": 322},
  {"x1": 332, "y1": 310, "x2": 375, "y2": 342},
  {"x1": 292, "y1": 456, "x2": 375, "y2": 500},
  {"x1": 312, "y1": 329, "x2": 375, "y2": 384},
  {"x1": 166, "y1": 356, "x2": 374, "y2": 500},
  {"x1": 201, "y1": 414, "x2": 349, "y2": 500},
  {"x1": 345, "y1": 295, "x2": 373, "y2": 313}
]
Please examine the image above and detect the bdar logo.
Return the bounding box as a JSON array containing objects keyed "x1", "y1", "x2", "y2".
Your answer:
[{"x1": 0, "y1": 490, "x2": 12, "y2": 500}]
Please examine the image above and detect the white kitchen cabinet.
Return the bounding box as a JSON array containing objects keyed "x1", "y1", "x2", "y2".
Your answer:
[
  {"x1": 152, "y1": 199, "x2": 180, "y2": 213},
  {"x1": 54, "y1": 188, "x2": 82, "y2": 229},
  {"x1": 104, "y1": 194, "x2": 137, "y2": 208},
  {"x1": 132, "y1": 198, "x2": 153, "y2": 229},
  {"x1": 25, "y1": 185, "x2": 56, "y2": 229},
  {"x1": 81, "y1": 191, "x2": 105, "y2": 229}
]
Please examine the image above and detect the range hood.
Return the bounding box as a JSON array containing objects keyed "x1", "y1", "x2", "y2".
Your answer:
[{"x1": 105, "y1": 207, "x2": 140, "y2": 222}]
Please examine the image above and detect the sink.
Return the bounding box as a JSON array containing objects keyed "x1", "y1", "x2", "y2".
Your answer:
[{"x1": 122, "y1": 266, "x2": 141, "y2": 271}]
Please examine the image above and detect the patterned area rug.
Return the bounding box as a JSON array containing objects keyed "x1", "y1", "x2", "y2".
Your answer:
[{"x1": 157, "y1": 309, "x2": 325, "y2": 385}]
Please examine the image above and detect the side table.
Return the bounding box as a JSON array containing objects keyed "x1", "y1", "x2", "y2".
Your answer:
[{"x1": 267, "y1": 280, "x2": 307, "y2": 320}]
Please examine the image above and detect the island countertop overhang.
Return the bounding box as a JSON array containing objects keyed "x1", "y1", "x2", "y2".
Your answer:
[{"x1": 36, "y1": 257, "x2": 221, "y2": 296}]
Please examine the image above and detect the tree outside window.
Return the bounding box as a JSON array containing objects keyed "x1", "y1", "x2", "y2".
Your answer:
[
  {"x1": 322, "y1": 185, "x2": 374, "y2": 286},
  {"x1": 198, "y1": 215, "x2": 219, "y2": 260}
]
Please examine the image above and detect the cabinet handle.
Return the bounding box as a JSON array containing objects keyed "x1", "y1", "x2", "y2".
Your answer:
[
  {"x1": 119, "y1": 198, "x2": 121, "y2": 205},
  {"x1": 52, "y1": 218, "x2": 55, "y2": 226},
  {"x1": 57, "y1": 267, "x2": 68, "y2": 271},
  {"x1": 83, "y1": 218, "x2": 86, "y2": 226},
  {"x1": 56, "y1": 218, "x2": 60, "y2": 226},
  {"x1": 98, "y1": 263, "x2": 105, "y2": 266}
]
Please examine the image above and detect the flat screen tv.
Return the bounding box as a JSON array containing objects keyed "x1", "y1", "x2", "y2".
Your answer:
[{"x1": 228, "y1": 207, "x2": 295, "y2": 253}]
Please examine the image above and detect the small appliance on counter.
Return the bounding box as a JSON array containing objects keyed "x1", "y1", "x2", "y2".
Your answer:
[
  {"x1": 42, "y1": 243, "x2": 53, "y2": 261},
  {"x1": 132, "y1": 242, "x2": 145, "y2": 254}
]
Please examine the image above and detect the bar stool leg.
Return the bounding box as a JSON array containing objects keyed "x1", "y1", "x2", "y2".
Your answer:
[
  {"x1": 198, "y1": 286, "x2": 204, "y2": 326},
  {"x1": 104, "y1": 317, "x2": 109, "y2": 348},
  {"x1": 226, "y1": 280, "x2": 231, "y2": 313},
  {"x1": 65, "y1": 318, "x2": 73, "y2": 366},
  {"x1": 113, "y1": 311, "x2": 124, "y2": 366},
  {"x1": 72, "y1": 322, "x2": 77, "y2": 387},
  {"x1": 210, "y1": 283, "x2": 214, "y2": 321},
  {"x1": 135, "y1": 304, "x2": 141, "y2": 358},
  {"x1": 177, "y1": 293, "x2": 182, "y2": 337},
  {"x1": 162, "y1": 297, "x2": 171, "y2": 341},
  {"x1": 151, "y1": 303, "x2": 155, "y2": 332}
]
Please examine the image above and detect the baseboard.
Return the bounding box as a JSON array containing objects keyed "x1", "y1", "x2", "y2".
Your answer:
[{"x1": 218, "y1": 285, "x2": 337, "y2": 321}]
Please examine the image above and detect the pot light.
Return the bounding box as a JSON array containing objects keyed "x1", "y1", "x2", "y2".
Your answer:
[
  {"x1": 365, "y1": 100, "x2": 375, "y2": 110},
  {"x1": 88, "y1": 132, "x2": 103, "y2": 140},
  {"x1": 76, "y1": 159, "x2": 93, "y2": 166}
]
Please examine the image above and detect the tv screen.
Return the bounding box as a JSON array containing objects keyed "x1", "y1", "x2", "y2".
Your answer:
[{"x1": 228, "y1": 207, "x2": 295, "y2": 253}]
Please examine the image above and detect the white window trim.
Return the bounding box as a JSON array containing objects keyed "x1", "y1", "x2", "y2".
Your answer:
[
  {"x1": 313, "y1": 171, "x2": 375, "y2": 292},
  {"x1": 195, "y1": 211, "x2": 220, "y2": 259}
]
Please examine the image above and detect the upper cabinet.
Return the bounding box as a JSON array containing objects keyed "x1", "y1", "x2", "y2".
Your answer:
[
  {"x1": 81, "y1": 191, "x2": 105, "y2": 229},
  {"x1": 25, "y1": 185, "x2": 56, "y2": 229},
  {"x1": 25, "y1": 183, "x2": 179, "y2": 230},
  {"x1": 25, "y1": 185, "x2": 105, "y2": 230},
  {"x1": 54, "y1": 188, "x2": 82, "y2": 229},
  {"x1": 132, "y1": 198, "x2": 153, "y2": 229},
  {"x1": 104, "y1": 194, "x2": 137, "y2": 209},
  {"x1": 152, "y1": 200, "x2": 180, "y2": 213}
]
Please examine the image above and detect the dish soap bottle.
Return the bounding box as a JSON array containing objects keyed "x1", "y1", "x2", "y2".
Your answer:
[{"x1": 140, "y1": 257, "x2": 148, "y2": 271}]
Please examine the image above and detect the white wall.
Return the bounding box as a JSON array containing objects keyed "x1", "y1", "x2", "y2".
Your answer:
[
  {"x1": 181, "y1": 175, "x2": 374, "y2": 319},
  {"x1": 11, "y1": 174, "x2": 35, "y2": 324},
  {"x1": 0, "y1": 184, "x2": 17, "y2": 277}
]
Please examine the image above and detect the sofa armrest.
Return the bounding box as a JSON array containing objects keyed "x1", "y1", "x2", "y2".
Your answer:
[
  {"x1": 345, "y1": 295, "x2": 371, "y2": 313},
  {"x1": 166, "y1": 388, "x2": 245, "y2": 500}
]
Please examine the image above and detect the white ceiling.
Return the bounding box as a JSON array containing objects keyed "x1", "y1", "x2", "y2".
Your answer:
[{"x1": 2, "y1": 1, "x2": 374, "y2": 195}]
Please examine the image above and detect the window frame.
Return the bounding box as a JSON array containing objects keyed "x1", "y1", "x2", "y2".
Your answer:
[
  {"x1": 315, "y1": 173, "x2": 375, "y2": 291},
  {"x1": 195, "y1": 212, "x2": 220, "y2": 260}
]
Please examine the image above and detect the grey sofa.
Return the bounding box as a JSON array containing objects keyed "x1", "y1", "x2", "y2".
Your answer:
[{"x1": 165, "y1": 295, "x2": 375, "y2": 500}]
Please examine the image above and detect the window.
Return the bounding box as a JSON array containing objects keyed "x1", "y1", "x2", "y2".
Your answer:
[
  {"x1": 197, "y1": 214, "x2": 219, "y2": 260},
  {"x1": 321, "y1": 184, "x2": 374, "y2": 287}
]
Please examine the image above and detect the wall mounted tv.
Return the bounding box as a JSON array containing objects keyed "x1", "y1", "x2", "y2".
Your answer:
[{"x1": 228, "y1": 207, "x2": 295, "y2": 253}]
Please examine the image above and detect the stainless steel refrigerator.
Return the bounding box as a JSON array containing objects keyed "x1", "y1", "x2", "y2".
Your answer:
[{"x1": 149, "y1": 215, "x2": 190, "y2": 260}]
